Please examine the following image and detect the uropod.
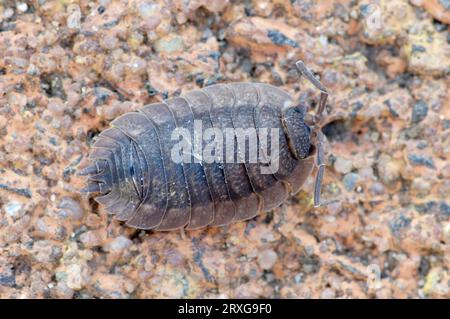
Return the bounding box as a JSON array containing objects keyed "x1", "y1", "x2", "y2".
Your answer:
[{"x1": 79, "y1": 61, "x2": 329, "y2": 231}]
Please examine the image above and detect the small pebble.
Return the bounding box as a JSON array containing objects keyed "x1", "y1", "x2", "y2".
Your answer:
[
  {"x1": 0, "y1": 272, "x2": 16, "y2": 287},
  {"x1": 16, "y1": 3, "x2": 28, "y2": 13},
  {"x1": 334, "y1": 157, "x2": 353, "y2": 174},
  {"x1": 411, "y1": 178, "x2": 431, "y2": 196},
  {"x1": 408, "y1": 154, "x2": 435, "y2": 169},
  {"x1": 370, "y1": 182, "x2": 385, "y2": 195},
  {"x1": 47, "y1": 99, "x2": 66, "y2": 117},
  {"x1": 67, "y1": 5, "x2": 81, "y2": 30},
  {"x1": 32, "y1": 240, "x2": 61, "y2": 264},
  {"x1": 66, "y1": 264, "x2": 89, "y2": 290},
  {"x1": 107, "y1": 236, "x2": 133, "y2": 253},
  {"x1": 411, "y1": 100, "x2": 428, "y2": 124},
  {"x1": 154, "y1": 35, "x2": 184, "y2": 53},
  {"x1": 257, "y1": 249, "x2": 278, "y2": 270},
  {"x1": 320, "y1": 288, "x2": 336, "y2": 299},
  {"x1": 343, "y1": 173, "x2": 360, "y2": 191},
  {"x1": 54, "y1": 281, "x2": 74, "y2": 299},
  {"x1": 79, "y1": 230, "x2": 105, "y2": 248},
  {"x1": 4, "y1": 201, "x2": 25, "y2": 220},
  {"x1": 58, "y1": 197, "x2": 84, "y2": 221},
  {"x1": 3, "y1": 8, "x2": 14, "y2": 19},
  {"x1": 139, "y1": 2, "x2": 160, "y2": 19}
]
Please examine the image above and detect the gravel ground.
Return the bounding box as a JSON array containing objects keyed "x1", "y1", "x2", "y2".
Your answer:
[{"x1": 0, "y1": 0, "x2": 449, "y2": 298}]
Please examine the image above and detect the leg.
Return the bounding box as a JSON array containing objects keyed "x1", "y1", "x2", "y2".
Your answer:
[
  {"x1": 313, "y1": 131, "x2": 325, "y2": 207},
  {"x1": 295, "y1": 61, "x2": 328, "y2": 122},
  {"x1": 296, "y1": 61, "x2": 333, "y2": 207},
  {"x1": 179, "y1": 227, "x2": 186, "y2": 239},
  {"x1": 313, "y1": 132, "x2": 339, "y2": 207}
]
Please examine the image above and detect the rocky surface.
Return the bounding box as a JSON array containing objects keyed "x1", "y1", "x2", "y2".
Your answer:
[{"x1": 0, "y1": 0, "x2": 449, "y2": 299}]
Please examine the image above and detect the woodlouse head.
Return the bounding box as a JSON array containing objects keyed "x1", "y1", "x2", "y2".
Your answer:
[{"x1": 282, "y1": 104, "x2": 312, "y2": 159}]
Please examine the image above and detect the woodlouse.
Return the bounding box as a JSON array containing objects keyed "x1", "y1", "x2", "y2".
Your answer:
[{"x1": 79, "y1": 61, "x2": 329, "y2": 231}]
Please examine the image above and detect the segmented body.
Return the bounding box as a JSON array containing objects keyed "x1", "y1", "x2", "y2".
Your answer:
[{"x1": 81, "y1": 83, "x2": 316, "y2": 230}]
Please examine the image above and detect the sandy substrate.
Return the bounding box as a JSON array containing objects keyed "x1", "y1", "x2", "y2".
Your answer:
[{"x1": 0, "y1": 0, "x2": 449, "y2": 298}]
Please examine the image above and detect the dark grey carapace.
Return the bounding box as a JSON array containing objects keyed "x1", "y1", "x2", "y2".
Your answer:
[{"x1": 79, "y1": 61, "x2": 329, "y2": 231}]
